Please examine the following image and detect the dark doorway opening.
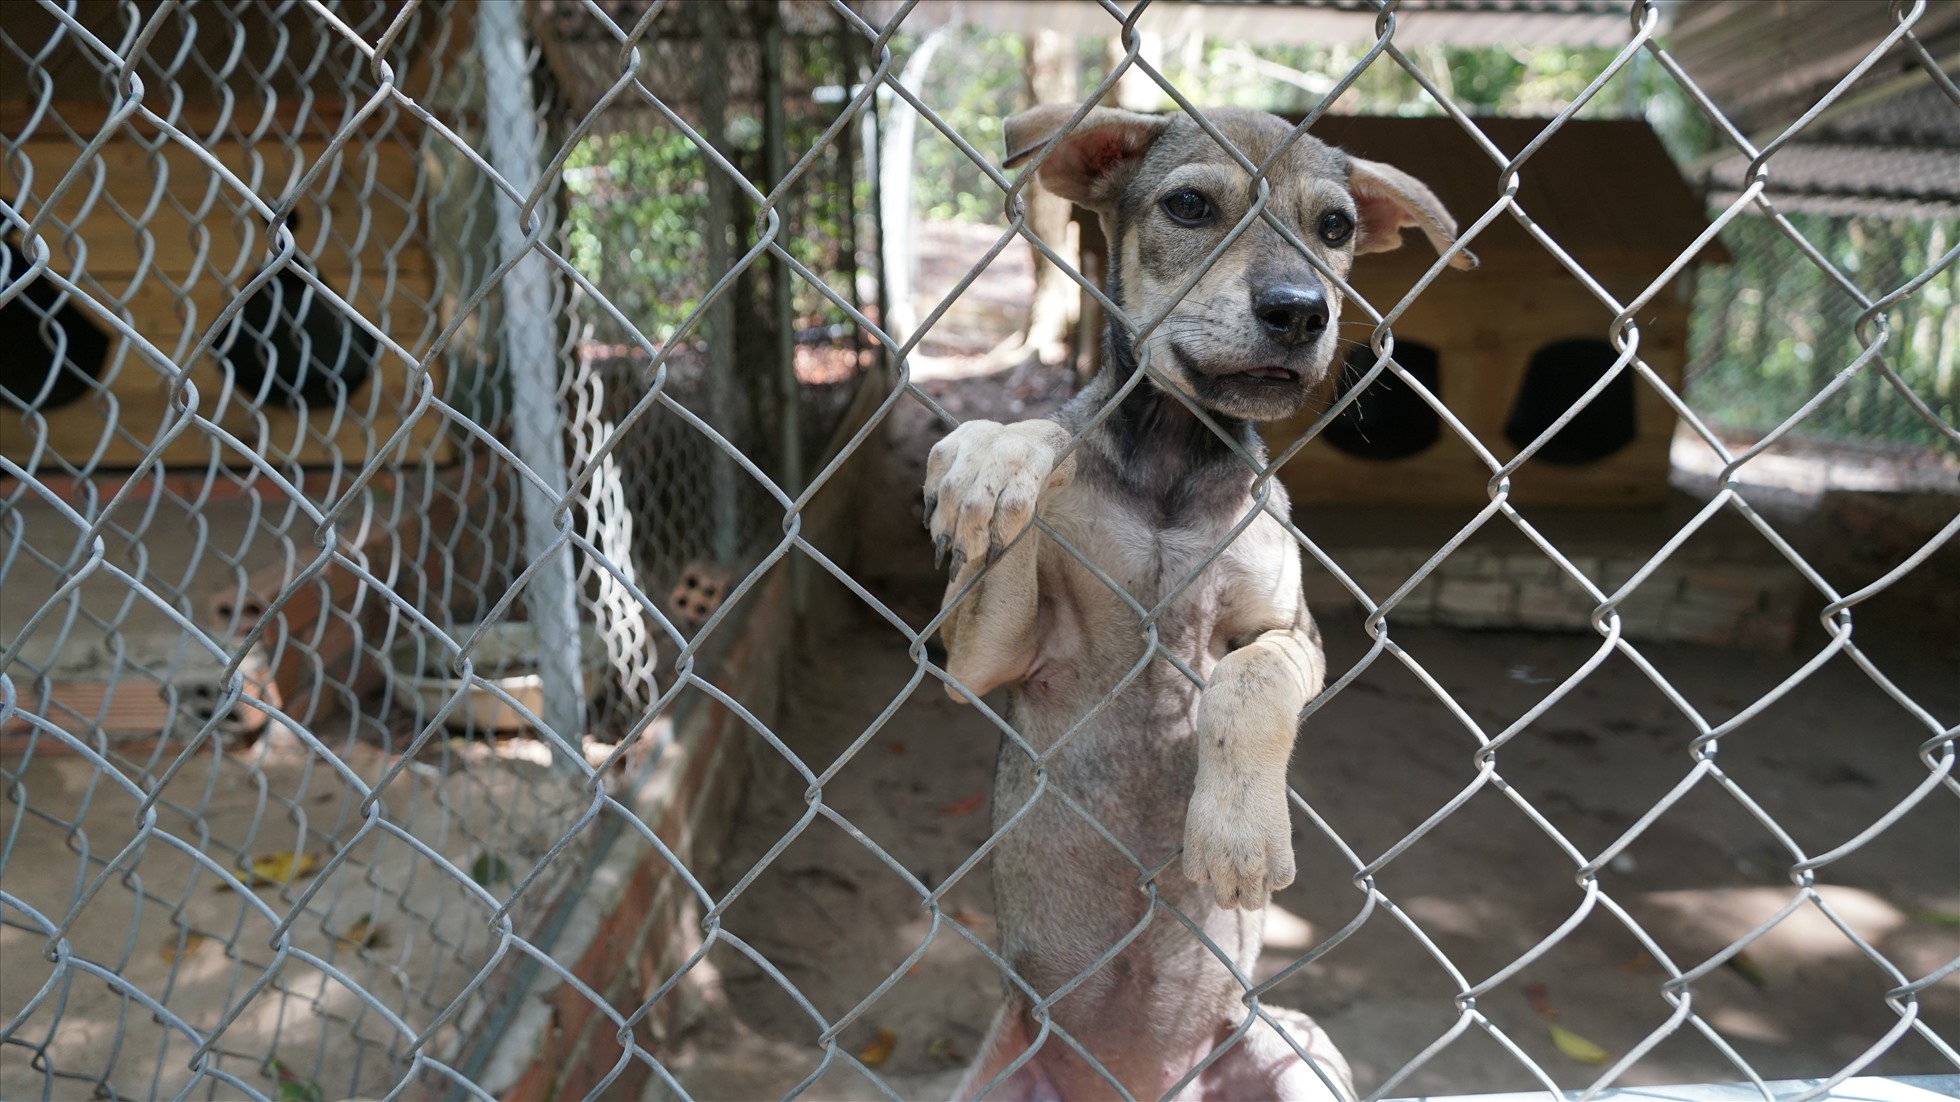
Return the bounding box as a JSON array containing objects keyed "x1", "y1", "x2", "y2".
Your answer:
[
  {"x1": 219, "y1": 214, "x2": 378, "y2": 408},
  {"x1": 2, "y1": 239, "x2": 111, "y2": 412},
  {"x1": 1323, "y1": 341, "x2": 1442, "y2": 461},
  {"x1": 1505, "y1": 338, "x2": 1637, "y2": 465}
]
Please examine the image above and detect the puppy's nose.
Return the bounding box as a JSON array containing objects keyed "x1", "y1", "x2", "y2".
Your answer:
[{"x1": 1252, "y1": 285, "x2": 1329, "y2": 346}]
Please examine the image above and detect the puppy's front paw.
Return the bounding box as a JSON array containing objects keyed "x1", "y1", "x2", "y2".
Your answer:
[
  {"x1": 923, "y1": 419, "x2": 1074, "y2": 576},
  {"x1": 1182, "y1": 780, "x2": 1295, "y2": 911}
]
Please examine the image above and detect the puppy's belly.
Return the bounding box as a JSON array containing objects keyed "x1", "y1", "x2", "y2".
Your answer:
[
  {"x1": 989, "y1": 699, "x2": 1257, "y2": 1015},
  {"x1": 984, "y1": 497, "x2": 1259, "y2": 1031}
]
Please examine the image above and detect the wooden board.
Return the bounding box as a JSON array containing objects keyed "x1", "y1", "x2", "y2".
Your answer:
[
  {"x1": 1306, "y1": 116, "x2": 1730, "y2": 278},
  {"x1": 1266, "y1": 272, "x2": 1692, "y2": 507},
  {"x1": 7, "y1": 127, "x2": 455, "y2": 471}
]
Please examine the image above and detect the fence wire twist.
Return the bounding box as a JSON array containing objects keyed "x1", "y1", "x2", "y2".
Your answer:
[{"x1": 1, "y1": 1, "x2": 1955, "y2": 1101}]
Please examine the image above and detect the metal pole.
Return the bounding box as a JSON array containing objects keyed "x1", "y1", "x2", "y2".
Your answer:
[
  {"x1": 837, "y1": 21, "x2": 866, "y2": 376},
  {"x1": 700, "y1": 1, "x2": 741, "y2": 566},
  {"x1": 863, "y1": 60, "x2": 888, "y2": 381},
  {"x1": 476, "y1": 0, "x2": 585, "y2": 771},
  {"x1": 878, "y1": 25, "x2": 948, "y2": 348},
  {"x1": 762, "y1": 6, "x2": 807, "y2": 612}
]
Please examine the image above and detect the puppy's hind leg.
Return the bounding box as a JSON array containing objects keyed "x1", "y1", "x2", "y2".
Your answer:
[
  {"x1": 952, "y1": 1004, "x2": 1063, "y2": 1102},
  {"x1": 1193, "y1": 1006, "x2": 1355, "y2": 1102}
]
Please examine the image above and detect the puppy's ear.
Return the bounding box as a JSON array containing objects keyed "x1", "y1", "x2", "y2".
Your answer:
[
  {"x1": 1348, "y1": 156, "x2": 1478, "y2": 271},
  {"x1": 1003, "y1": 103, "x2": 1171, "y2": 211}
]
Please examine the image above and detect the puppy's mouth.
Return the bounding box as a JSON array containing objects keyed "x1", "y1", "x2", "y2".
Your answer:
[
  {"x1": 1238, "y1": 366, "x2": 1299, "y2": 382},
  {"x1": 1165, "y1": 341, "x2": 1323, "y2": 420}
]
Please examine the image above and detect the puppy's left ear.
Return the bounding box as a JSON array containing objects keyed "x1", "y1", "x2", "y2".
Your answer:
[{"x1": 1348, "y1": 156, "x2": 1478, "y2": 271}]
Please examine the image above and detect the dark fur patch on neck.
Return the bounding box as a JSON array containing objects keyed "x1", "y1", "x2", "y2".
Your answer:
[{"x1": 1085, "y1": 326, "x2": 1263, "y2": 523}]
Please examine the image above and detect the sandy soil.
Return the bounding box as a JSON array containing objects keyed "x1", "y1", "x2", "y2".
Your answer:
[
  {"x1": 0, "y1": 733, "x2": 595, "y2": 1101},
  {"x1": 662, "y1": 589, "x2": 1958, "y2": 1100}
]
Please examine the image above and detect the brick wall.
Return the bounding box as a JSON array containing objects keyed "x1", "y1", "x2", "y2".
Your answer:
[
  {"x1": 476, "y1": 565, "x2": 786, "y2": 1101},
  {"x1": 1305, "y1": 540, "x2": 1805, "y2": 649},
  {"x1": 466, "y1": 372, "x2": 892, "y2": 1100}
]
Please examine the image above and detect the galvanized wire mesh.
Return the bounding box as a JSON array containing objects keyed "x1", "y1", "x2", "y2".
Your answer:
[
  {"x1": 1, "y1": 0, "x2": 867, "y2": 1097},
  {"x1": 1, "y1": 2, "x2": 1954, "y2": 1101},
  {"x1": 1688, "y1": 211, "x2": 1959, "y2": 454}
]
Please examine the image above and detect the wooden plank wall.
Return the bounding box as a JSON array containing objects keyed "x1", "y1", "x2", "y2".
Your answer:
[
  {"x1": 7, "y1": 112, "x2": 453, "y2": 470},
  {"x1": 1265, "y1": 264, "x2": 1693, "y2": 508}
]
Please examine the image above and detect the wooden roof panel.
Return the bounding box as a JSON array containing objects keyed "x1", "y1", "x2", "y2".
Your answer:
[{"x1": 1305, "y1": 115, "x2": 1729, "y2": 273}]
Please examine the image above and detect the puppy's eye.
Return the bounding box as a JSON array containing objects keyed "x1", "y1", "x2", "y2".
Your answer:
[
  {"x1": 1318, "y1": 210, "x2": 1355, "y2": 245},
  {"x1": 1161, "y1": 188, "x2": 1214, "y2": 226}
]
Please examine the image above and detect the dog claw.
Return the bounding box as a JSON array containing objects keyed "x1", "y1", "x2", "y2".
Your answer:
[
  {"x1": 933, "y1": 533, "x2": 949, "y2": 569},
  {"x1": 922, "y1": 494, "x2": 937, "y2": 524},
  {"x1": 986, "y1": 539, "x2": 1004, "y2": 566},
  {"x1": 949, "y1": 549, "x2": 966, "y2": 577}
]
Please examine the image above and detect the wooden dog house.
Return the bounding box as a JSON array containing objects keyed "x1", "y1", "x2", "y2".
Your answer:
[
  {"x1": 0, "y1": 3, "x2": 475, "y2": 472},
  {"x1": 1265, "y1": 115, "x2": 1727, "y2": 507}
]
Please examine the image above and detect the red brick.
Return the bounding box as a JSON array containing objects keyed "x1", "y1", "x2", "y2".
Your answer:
[{"x1": 498, "y1": 569, "x2": 788, "y2": 1099}]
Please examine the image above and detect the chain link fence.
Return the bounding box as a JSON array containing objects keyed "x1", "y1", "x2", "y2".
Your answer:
[
  {"x1": 2, "y1": 1, "x2": 1954, "y2": 1100},
  {"x1": 1688, "y1": 212, "x2": 1957, "y2": 455}
]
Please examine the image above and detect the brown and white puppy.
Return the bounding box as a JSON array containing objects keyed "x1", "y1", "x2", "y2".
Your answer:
[{"x1": 925, "y1": 104, "x2": 1470, "y2": 1101}]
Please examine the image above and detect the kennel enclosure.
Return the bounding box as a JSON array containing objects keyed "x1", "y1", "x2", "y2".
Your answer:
[{"x1": 4, "y1": 1, "x2": 1957, "y2": 1100}]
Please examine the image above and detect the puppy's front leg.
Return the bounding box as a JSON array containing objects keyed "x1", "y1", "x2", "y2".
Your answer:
[
  {"x1": 924, "y1": 419, "x2": 1075, "y2": 700},
  {"x1": 1184, "y1": 606, "x2": 1324, "y2": 911}
]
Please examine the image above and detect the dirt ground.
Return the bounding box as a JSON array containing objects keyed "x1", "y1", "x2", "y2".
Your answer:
[
  {"x1": 659, "y1": 223, "x2": 1960, "y2": 1099},
  {"x1": 666, "y1": 597, "x2": 1958, "y2": 1099},
  {"x1": 0, "y1": 732, "x2": 599, "y2": 1101}
]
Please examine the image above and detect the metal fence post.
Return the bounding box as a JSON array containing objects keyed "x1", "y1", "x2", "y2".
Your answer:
[
  {"x1": 764, "y1": 5, "x2": 807, "y2": 611},
  {"x1": 477, "y1": 0, "x2": 586, "y2": 770}
]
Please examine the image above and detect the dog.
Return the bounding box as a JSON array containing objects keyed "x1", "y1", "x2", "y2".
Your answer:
[{"x1": 921, "y1": 102, "x2": 1472, "y2": 1101}]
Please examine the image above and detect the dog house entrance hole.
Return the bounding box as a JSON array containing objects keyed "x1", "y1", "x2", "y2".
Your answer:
[
  {"x1": 2, "y1": 238, "x2": 111, "y2": 412},
  {"x1": 1323, "y1": 341, "x2": 1442, "y2": 460},
  {"x1": 1505, "y1": 338, "x2": 1637, "y2": 465},
  {"x1": 218, "y1": 214, "x2": 379, "y2": 408}
]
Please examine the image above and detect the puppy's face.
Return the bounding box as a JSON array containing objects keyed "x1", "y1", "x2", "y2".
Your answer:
[
  {"x1": 1004, "y1": 105, "x2": 1473, "y2": 423},
  {"x1": 1114, "y1": 112, "x2": 1358, "y2": 421}
]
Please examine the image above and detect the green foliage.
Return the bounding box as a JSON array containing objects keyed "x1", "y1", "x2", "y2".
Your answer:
[
  {"x1": 893, "y1": 28, "x2": 1030, "y2": 224},
  {"x1": 559, "y1": 30, "x2": 867, "y2": 348},
  {"x1": 1687, "y1": 213, "x2": 1957, "y2": 449},
  {"x1": 887, "y1": 32, "x2": 1703, "y2": 228},
  {"x1": 563, "y1": 130, "x2": 712, "y2": 343},
  {"x1": 1183, "y1": 41, "x2": 1632, "y2": 118}
]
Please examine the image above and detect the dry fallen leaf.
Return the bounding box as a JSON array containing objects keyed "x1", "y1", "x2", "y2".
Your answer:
[
  {"x1": 1549, "y1": 1025, "x2": 1609, "y2": 1065},
  {"x1": 160, "y1": 932, "x2": 208, "y2": 964},
  {"x1": 261, "y1": 1056, "x2": 323, "y2": 1101},
  {"x1": 857, "y1": 1027, "x2": 897, "y2": 1067},
  {"x1": 1618, "y1": 950, "x2": 1652, "y2": 975},
  {"x1": 888, "y1": 740, "x2": 909, "y2": 756},
  {"x1": 926, "y1": 1036, "x2": 965, "y2": 1064},
  {"x1": 1523, "y1": 981, "x2": 1559, "y2": 1022},
  {"x1": 245, "y1": 851, "x2": 321, "y2": 888},
  {"x1": 1726, "y1": 951, "x2": 1768, "y2": 990},
  {"x1": 938, "y1": 794, "x2": 985, "y2": 817},
  {"x1": 334, "y1": 914, "x2": 388, "y2": 952}
]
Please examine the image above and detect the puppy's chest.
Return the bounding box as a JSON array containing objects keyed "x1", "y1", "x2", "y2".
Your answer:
[{"x1": 1045, "y1": 482, "x2": 1241, "y2": 636}]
